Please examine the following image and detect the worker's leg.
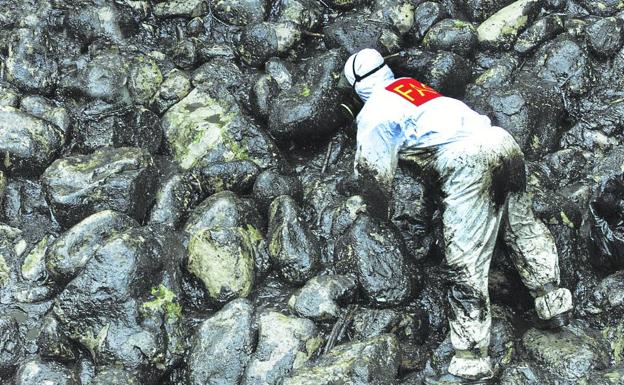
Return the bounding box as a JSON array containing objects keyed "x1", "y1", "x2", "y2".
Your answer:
[
  {"x1": 503, "y1": 192, "x2": 573, "y2": 320},
  {"x1": 436, "y1": 145, "x2": 504, "y2": 380}
]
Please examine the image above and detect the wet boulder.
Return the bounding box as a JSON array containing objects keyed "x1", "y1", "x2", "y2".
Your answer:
[
  {"x1": 61, "y1": 50, "x2": 129, "y2": 102},
  {"x1": 154, "y1": 0, "x2": 208, "y2": 18},
  {"x1": 242, "y1": 311, "x2": 320, "y2": 385},
  {"x1": 212, "y1": 0, "x2": 267, "y2": 26},
  {"x1": 149, "y1": 171, "x2": 199, "y2": 229},
  {"x1": 499, "y1": 363, "x2": 548, "y2": 385},
  {"x1": 0, "y1": 81, "x2": 20, "y2": 108},
  {"x1": 268, "y1": 49, "x2": 348, "y2": 142},
  {"x1": 20, "y1": 96, "x2": 70, "y2": 135},
  {"x1": 37, "y1": 315, "x2": 78, "y2": 362},
  {"x1": 282, "y1": 334, "x2": 400, "y2": 385},
  {"x1": 91, "y1": 367, "x2": 140, "y2": 385},
  {"x1": 186, "y1": 227, "x2": 256, "y2": 303},
  {"x1": 514, "y1": 15, "x2": 565, "y2": 54},
  {"x1": 63, "y1": 0, "x2": 136, "y2": 43},
  {"x1": 581, "y1": 271, "x2": 624, "y2": 316},
  {"x1": 237, "y1": 22, "x2": 302, "y2": 67},
  {"x1": 465, "y1": 74, "x2": 565, "y2": 158},
  {"x1": 370, "y1": 0, "x2": 415, "y2": 35},
  {"x1": 52, "y1": 226, "x2": 184, "y2": 380},
  {"x1": 184, "y1": 191, "x2": 264, "y2": 236},
  {"x1": 274, "y1": 0, "x2": 323, "y2": 30},
  {"x1": 0, "y1": 315, "x2": 22, "y2": 378},
  {"x1": 253, "y1": 170, "x2": 303, "y2": 213},
  {"x1": 185, "y1": 299, "x2": 254, "y2": 385},
  {"x1": 423, "y1": 19, "x2": 478, "y2": 57},
  {"x1": 390, "y1": 48, "x2": 473, "y2": 98},
  {"x1": 267, "y1": 196, "x2": 321, "y2": 285},
  {"x1": 150, "y1": 69, "x2": 191, "y2": 114},
  {"x1": 128, "y1": 56, "x2": 163, "y2": 105},
  {"x1": 6, "y1": 28, "x2": 58, "y2": 94},
  {"x1": 586, "y1": 17, "x2": 623, "y2": 58},
  {"x1": 162, "y1": 87, "x2": 283, "y2": 170},
  {"x1": 524, "y1": 36, "x2": 593, "y2": 95},
  {"x1": 461, "y1": 0, "x2": 516, "y2": 21},
  {"x1": 476, "y1": 0, "x2": 540, "y2": 50},
  {"x1": 13, "y1": 358, "x2": 80, "y2": 385},
  {"x1": 42, "y1": 147, "x2": 157, "y2": 229},
  {"x1": 577, "y1": 0, "x2": 624, "y2": 16},
  {"x1": 412, "y1": 1, "x2": 447, "y2": 41},
  {"x1": 72, "y1": 101, "x2": 162, "y2": 153},
  {"x1": 350, "y1": 307, "x2": 424, "y2": 342},
  {"x1": 522, "y1": 321, "x2": 611, "y2": 384},
  {"x1": 335, "y1": 215, "x2": 414, "y2": 307},
  {"x1": 194, "y1": 161, "x2": 260, "y2": 196},
  {"x1": 288, "y1": 275, "x2": 358, "y2": 320},
  {"x1": 0, "y1": 106, "x2": 65, "y2": 177},
  {"x1": 45, "y1": 210, "x2": 138, "y2": 284},
  {"x1": 323, "y1": 16, "x2": 401, "y2": 55}
]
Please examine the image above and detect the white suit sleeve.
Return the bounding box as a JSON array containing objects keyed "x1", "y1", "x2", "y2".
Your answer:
[{"x1": 354, "y1": 117, "x2": 403, "y2": 194}]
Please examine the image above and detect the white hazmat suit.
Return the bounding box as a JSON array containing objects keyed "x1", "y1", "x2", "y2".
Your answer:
[{"x1": 343, "y1": 49, "x2": 573, "y2": 381}]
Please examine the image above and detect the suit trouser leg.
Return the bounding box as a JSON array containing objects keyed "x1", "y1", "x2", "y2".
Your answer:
[{"x1": 503, "y1": 192, "x2": 573, "y2": 320}]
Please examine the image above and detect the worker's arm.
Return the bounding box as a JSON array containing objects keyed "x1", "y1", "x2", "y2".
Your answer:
[{"x1": 340, "y1": 117, "x2": 403, "y2": 220}]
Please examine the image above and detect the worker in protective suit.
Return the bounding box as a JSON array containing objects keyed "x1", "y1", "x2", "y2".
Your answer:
[{"x1": 340, "y1": 48, "x2": 573, "y2": 385}]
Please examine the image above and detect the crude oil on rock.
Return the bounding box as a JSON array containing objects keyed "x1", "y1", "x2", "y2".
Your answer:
[{"x1": 1, "y1": 0, "x2": 624, "y2": 384}]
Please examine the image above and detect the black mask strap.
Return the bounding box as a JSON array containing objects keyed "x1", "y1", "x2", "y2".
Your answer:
[{"x1": 351, "y1": 53, "x2": 386, "y2": 89}]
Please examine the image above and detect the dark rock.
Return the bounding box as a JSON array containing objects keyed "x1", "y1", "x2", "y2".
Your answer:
[
  {"x1": 412, "y1": 1, "x2": 447, "y2": 41},
  {"x1": 53, "y1": 226, "x2": 184, "y2": 381},
  {"x1": 323, "y1": 16, "x2": 401, "y2": 55},
  {"x1": 268, "y1": 49, "x2": 348, "y2": 141},
  {"x1": 423, "y1": 19, "x2": 478, "y2": 56},
  {"x1": 586, "y1": 17, "x2": 624, "y2": 57},
  {"x1": 6, "y1": 28, "x2": 58, "y2": 94},
  {"x1": 195, "y1": 160, "x2": 261, "y2": 196},
  {"x1": 162, "y1": 87, "x2": 284, "y2": 171},
  {"x1": 20, "y1": 234, "x2": 54, "y2": 283},
  {"x1": 461, "y1": 0, "x2": 516, "y2": 21},
  {"x1": 587, "y1": 368, "x2": 624, "y2": 384},
  {"x1": 273, "y1": 0, "x2": 323, "y2": 30},
  {"x1": 185, "y1": 299, "x2": 254, "y2": 385},
  {"x1": 0, "y1": 315, "x2": 22, "y2": 378},
  {"x1": 351, "y1": 307, "x2": 424, "y2": 341},
  {"x1": 514, "y1": 15, "x2": 565, "y2": 54},
  {"x1": 38, "y1": 315, "x2": 78, "y2": 362},
  {"x1": 184, "y1": 191, "x2": 264, "y2": 236},
  {"x1": 42, "y1": 147, "x2": 157, "y2": 229},
  {"x1": 187, "y1": 227, "x2": 256, "y2": 303},
  {"x1": 0, "y1": 106, "x2": 65, "y2": 177},
  {"x1": 63, "y1": 1, "x2": 136, "y2": 43},
  {"x1": 267, "y1": 195, "x2": 321, "y2": 284},
  {"x1": 253, "y1": 170, "x2": 303, "y2": 214},
  {"x1": 237, "y1": 22, "x2": 302, "y2": 67},
  {"x1": 324, "y1": 0, "x2": 371, "y2": 10},
  {"x1": 251, "y1": 74, "x2": 280, "y2": 121},
  {"x1": 61, "y1": 50, "x2": 129, "y2": 102},
  {"x1": 0, "y1": 81, "x2": 20, "y2": 108},
  {"x1": 150, "y1": 69, "x2": 191, "y2": 114},
  {"x1": 391, "y1": 167, "x2": 437, "y2": 263},
  {"x1": 522, "y1": 321, "x2": 610, "y2": 384},
  {"x1": 242, "y1": 310, "x2": 320, "y2": 385},
  {"x1": 526, "y1": 36, "x2": 594, "y2": 95},
  {"x1": 390, "y1": 48, "x2": 473, "y2": 98},
  {"x1": 465, "y1": 74, "x2": 565, "y2": 158},
  {"x1": 149, "y1": 171, "x2": 198, "y2": 228},
  {"x1": 476, "y1": 0, "x2": 540, "y2": 50},
  {"x1": 72, "y1": 101, "x2": 162, "y2": 153},
  {"x1": 128, "y1": 56, "x2": 163, "y2": 105},
  {"x1": 212, "y1": 0, "x2": 267, "y2": 26},
  {"x1": 173, "y1": 38, "x2": 197, "y2": 70},
  {"x1": 46, "y1": 210, "x2": 138, "y2": 284},
  {"x1": 288, "y1": 275, "x2": 357, "y2": 320},
  {"x1": 154, "y1": 0, "x2": 208, "y2": 18},
  {"x1": 369, "y1": 0, "x2": 416, "y2": 35},
  {"x1": 91, "y1": 367, "x2": 140, "y2": 385},
  {"x1": 499, "y1": 362, "x2": 548, "y2": 385},
  {"x1": 13, "y1": 358, "x2": 80, "y2": 385},
  {"x1": 577, "y1": 0, "x2": 624, "y2": 16},
  {"x1": 335, "y1": 215, "x2": 414, "y2": 307},
  {"x1": 282, "y1": 334, "x2": 400, "y2": 385},
  {"x1": 20, "y1": 96, "x2": 70, "y2": 135},
  {"x1": 580, "y1": 270, "x2": 624, "y2": 316}
]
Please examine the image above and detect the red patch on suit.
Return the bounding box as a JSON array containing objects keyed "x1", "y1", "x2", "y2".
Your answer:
[{"x1": 385, "y1": 78, "x2": 442, "y2": 106}]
